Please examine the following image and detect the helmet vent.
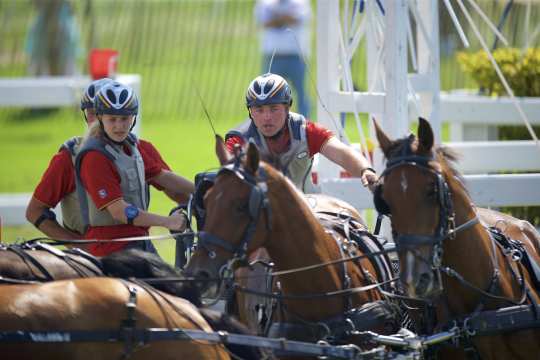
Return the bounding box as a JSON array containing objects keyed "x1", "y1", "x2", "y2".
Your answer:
[
  {"x1": 253, "y1": 81, "x2": 261, "y2": 94},
  {"x1": 88, "y1": 85, "x2": 95, "y2": 98},
  {"x1": 106, "y1": 89, "x2": 117, "y2": 103},
  {"x1": 119, "y1": 89, "x2": 128, "y2": 103},
  {"x1": 263, "y1": 79, "x2": 275, "y2": 94}
]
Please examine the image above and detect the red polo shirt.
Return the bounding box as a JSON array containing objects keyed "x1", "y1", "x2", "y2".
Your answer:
[{"x1": 226, "y1": 121, "x2": 333, "y2": 156}]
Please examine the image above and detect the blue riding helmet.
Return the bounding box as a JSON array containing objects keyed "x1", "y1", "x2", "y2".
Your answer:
[
  {"x1": 95, "y1": 81, "x2": 138, "y2": 116},
  {"x1": 245, "y1": 73, "x2": 292, "y2": 108},
  {"x1": 80, "y1": 78, "x2": 113, "y2": 110}
]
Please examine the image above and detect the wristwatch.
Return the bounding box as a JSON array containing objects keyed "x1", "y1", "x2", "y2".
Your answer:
[{"x1": 124, "y1": 205, "x2": 140, "y2": 225}]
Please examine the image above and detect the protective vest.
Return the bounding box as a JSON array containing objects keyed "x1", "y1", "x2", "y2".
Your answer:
[
  {"x1": 75, "y1": 134, "x2": 148, "y2": 231},
  {"x1": 59, "y1": 136, "x2": 85, "y2": 234},
  {"x1": 226, "y1": 112, "x2": 316, "y2": 193}
]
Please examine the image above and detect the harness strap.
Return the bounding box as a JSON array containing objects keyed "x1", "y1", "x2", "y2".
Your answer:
[
  {"x1": 458, "y1": 304, "x2": 540, "y2": 337},
  {"x1": 120, "y1": 283, "x2": 140, "y2": 359},
  {"x1": 6, "y1": 246, "x2": 55, "y2": 281},
  {"x1": 0, "y1": 328, "x2": 368, "y2": 359}
]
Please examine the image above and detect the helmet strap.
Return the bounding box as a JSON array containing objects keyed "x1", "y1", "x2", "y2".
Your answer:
[
  {"x1": 129, "y1": 116, "x2": 137, "y2": 132},
  {"x1": 81, "y1": 109, "x2": 89, "y2": 124}
]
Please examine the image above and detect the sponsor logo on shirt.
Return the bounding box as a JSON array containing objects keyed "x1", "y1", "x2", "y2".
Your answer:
[
  {"x1": 98, "y1": 189, "x2": 108, "y2": 199},
  {"x1": 297, "y1": 151, "x2": 307, "y2": 159}
]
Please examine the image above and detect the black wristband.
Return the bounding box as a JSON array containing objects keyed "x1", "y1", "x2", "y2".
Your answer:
[
  {"x1": 361, "y1": 167, "x2": 376, "y2": 176},
  {"x1": 34, "y1": 209, "x2": 56, "y2": 229}
]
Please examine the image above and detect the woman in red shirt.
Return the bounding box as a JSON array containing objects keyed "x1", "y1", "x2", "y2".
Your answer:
[{"x1": 76, "y1": 81, "x2": 191, "y2": 256}]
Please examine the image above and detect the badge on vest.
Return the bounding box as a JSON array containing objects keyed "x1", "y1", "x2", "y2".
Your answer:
[{"x1": 297, "y1": 151, "x2": 308, "y2": 159}]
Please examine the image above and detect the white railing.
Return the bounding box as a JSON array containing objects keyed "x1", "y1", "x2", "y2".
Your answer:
[{"x1": 315, "y1": 1, "x2": 540, "y2": 214}]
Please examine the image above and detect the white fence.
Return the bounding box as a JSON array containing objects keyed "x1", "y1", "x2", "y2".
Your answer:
[{"x1": 315, "y1": 0, "x2": 540, "y2": 213}]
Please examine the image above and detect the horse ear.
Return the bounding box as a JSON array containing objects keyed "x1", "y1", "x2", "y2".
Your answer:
[
  {"x1": 417, "y1": 117, "x2": 434, "y2": 153},
  {"x1": 245, "y1": 142, "x2": 260, "y2": 175},
  {"x1": 215, "y1": 134, "x2": 232, "y2": 166},
  {"x1": 373, "y1": 118, "x2": 392, "y2": 156}
]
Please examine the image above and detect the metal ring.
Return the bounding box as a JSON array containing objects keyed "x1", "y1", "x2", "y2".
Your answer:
[
  {"x1": 463, "y1": 318, "x2": 476, "y2": 337},
  {"x1": 344, "y1": 318, "x2": 356, "y2": 334}
]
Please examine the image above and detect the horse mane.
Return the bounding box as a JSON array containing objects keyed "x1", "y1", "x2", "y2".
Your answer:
[
  {"x1": 385, "y1": 134, "x2": 469, "y2": 196},
  {"x1": 100, "y1": 249, "x2": 202, "y2": 306}
]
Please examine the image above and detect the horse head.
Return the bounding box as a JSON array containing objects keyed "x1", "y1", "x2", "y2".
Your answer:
[
  {"x1": 374, "y1": 118, "x2": 454, "y2": 300},
  {"x1": 185, "y1": 136, "x2": 274, "y2": 299}
]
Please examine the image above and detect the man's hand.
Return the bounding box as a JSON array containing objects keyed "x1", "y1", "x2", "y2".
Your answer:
[{"x1": 361, "y1": 168, "x2": 378, "y2": 192}]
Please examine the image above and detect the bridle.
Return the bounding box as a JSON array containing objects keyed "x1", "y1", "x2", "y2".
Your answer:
[
  {"x1": 374, "y1": 135, "x2": 479, "y2": 292},
  {"x1": 196, "y1": 160, "x2": 272, "y2": 272}
]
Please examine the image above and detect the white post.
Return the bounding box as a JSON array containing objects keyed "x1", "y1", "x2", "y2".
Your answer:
[
  {"x1": 316, "y1": 0, "x2": 342, "y2": 179},
  {"x1": 383, "y1": 0, "x2": 409, "y2": 138},
  {"x1": 417, "y1": 0, "x2": 441, "y2": 143}
]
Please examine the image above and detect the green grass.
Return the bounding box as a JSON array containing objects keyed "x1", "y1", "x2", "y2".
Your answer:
[{"x1": 0, "y1": 0, "x2": 511, "y2": 256}]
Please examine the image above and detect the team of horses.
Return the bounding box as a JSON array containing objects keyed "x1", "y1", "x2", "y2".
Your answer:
[{"x1": 1, "y1": 119, "x2": 540, "y2": 359}]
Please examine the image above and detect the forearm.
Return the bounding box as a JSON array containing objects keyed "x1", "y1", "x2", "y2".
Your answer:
[
  {"x1": 106, "y1": 199, "x2": 184, "y2": 231},
  {"x1": 164, "y1": 188, "x2": 190, "y2": 204},
  {"x1": 338, "y1": 147, "x2": 372, "y2": 178},
  {"x1": 321, "y1": 138, "x2": 372, "y2": 177},
  {"x1": 26, "y1": 198, "x2": 80, "y2": 240},
  {"x1": 36, "y1": 220, "x2": 81, "y2": 240},
  {"x1": 152, "y1": 171, "x2": 195, "y2": 203}
]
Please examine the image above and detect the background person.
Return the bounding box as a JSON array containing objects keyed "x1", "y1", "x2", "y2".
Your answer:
[{"x1": 255, "y1": 0, "x2": 312, "y2": 118}]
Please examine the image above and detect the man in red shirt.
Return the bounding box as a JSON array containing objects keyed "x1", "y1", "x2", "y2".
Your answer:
[
  {"x1": 75, "y1": 81, "x2": 192, "y2": 256},
  {"x1": 226, "y1": 73, "x2": 377, "y2": 193}
]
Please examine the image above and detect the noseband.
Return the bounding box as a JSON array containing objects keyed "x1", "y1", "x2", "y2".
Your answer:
[{"x1": 197, "y1": 161, "x2": 272, "y2": 264}]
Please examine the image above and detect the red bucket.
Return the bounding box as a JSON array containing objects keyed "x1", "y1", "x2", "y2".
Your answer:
[{"x1": 89, "y1": 49, "x2": 118, "y2": 80}]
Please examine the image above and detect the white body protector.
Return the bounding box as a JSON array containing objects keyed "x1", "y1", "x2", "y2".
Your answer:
[
  {"x1": 226, "y1": 112, "x2": 317, "y2": 193},
  {"x1": 74, "y1": 135, "x2": 148, "y2": 232}
]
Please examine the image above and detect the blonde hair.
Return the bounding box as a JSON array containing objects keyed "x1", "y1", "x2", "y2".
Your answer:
[{"x1": 82, "y1": 120, "x2": 105, "y2": 145}]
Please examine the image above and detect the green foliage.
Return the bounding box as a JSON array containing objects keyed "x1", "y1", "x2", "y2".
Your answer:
[
  {"x1": 458, "y1": 48, "x2": 540, "y2": 226},
  {"x1": 457, "y1": 48, "x2": 540, "y2": 97}
]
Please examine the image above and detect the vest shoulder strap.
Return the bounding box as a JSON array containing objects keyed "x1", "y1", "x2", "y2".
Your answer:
[{"x1": 60, "y1": 136, "x2": 83, "y2": 156}]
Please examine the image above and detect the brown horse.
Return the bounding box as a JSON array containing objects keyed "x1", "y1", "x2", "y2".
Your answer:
[
  {"x1": 0, "y1": 277, "x2": 230, "y2": 360},
  {"x1": 0, "y1": 242, "x2": 103, "y2": 282},
  {"x1": 232, "y1": 194, "x2": 367, "y2": 335},
  {"x1": 0, "y1": 245, "x2": 264, "y2": 359},
  {"x1": 185, "y1": 137, "x2": 400, "y2": 353},
  {"x1": 373, "y1": 117, "x2": 540, "y2": 359}
]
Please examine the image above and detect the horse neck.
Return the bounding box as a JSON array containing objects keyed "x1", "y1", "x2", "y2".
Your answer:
[
  {"x1": 263, "y1": 176, "x2": 347, "y2": 318},
  {"x1": 441, "y1": 168, "x2": 496, "y2": 314}
]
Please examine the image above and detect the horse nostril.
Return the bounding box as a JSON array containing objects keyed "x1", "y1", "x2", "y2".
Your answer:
[{"x1": 416, "y1": 272, "x2": 432, "y2": 296}]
